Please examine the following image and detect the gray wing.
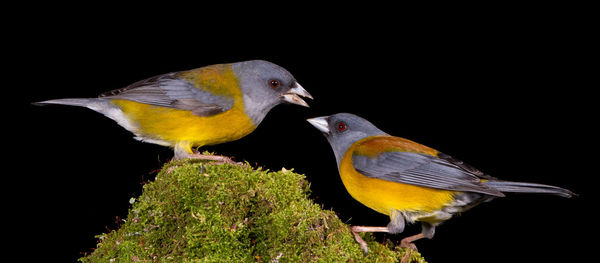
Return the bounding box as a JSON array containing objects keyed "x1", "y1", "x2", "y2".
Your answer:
[
  {"x1": 99, "y1": 72, "x2": 234, "y2": 116},
  {"x1": 352, "y1": 151, "x2": 504, "y2": 196}
]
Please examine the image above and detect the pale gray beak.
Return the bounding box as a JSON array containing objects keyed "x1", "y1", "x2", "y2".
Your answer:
[
  {"x1": 307, "y1": 116, "x2": 329, "y2": 134},
  {"x1": 281, "y1": 82, "x2": 313, "y2": 107}
]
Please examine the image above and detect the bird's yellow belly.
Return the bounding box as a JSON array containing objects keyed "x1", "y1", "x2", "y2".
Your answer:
[
  {"x1": 111, "y1": 99, "x2": 256, "y2": 148},
  {"x1": 339, "y1": 154, "x2": 456, "y2": 216}
]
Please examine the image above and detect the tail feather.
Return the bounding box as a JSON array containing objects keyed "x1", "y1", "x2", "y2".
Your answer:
[
  {"x1": 485, "y1": 180, "x2": 575, "y2": 198},
  {"x1": 34, "y1": 97, "x2": 138, "y2": 136},
  {"x1": 33, "y1": 98, "x2": 96, "y2": 107}
]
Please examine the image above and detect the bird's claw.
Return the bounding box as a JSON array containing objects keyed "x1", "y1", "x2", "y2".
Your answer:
[
  {"x1": 351, "y1": 229, "x2": 369, "y2": 255},
  {"x1": 187, "y1": 153, "x2": 243, "y2": 165},
  {"x1": 399, "y1": 240, "x2": 417, "y2": 250},
  {"x1": 399, "y1": 240, "x2": 418, "y2": 263}
]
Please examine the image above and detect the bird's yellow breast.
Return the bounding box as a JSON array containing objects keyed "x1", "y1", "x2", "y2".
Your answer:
[
  {"x1": 111, "y1": 100, "x2": 256, "y2": 149},
  {"x1": 339, "y1": 139, "x2": 456, "y2": 217}
]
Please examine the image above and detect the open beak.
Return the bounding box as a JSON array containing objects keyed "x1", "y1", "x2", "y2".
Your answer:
[
  {"x1": 307, "y1": 116, "x2": 330, "y2": 134},
  {"x1": 281, "y1": 82, "x2": 313, "y2": 107}
]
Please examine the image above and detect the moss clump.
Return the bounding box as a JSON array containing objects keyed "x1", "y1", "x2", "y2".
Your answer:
[{"x1": 80, "y1": 160, "x2": 426, "y2": 262}]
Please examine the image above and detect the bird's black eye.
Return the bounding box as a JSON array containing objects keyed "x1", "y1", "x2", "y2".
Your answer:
[
  {"x1": 336, "y1": 122, "x2": 347, "y2": 132},
  {"x1": 269, "y1": 79, "x2": 281, "y2": 89}
]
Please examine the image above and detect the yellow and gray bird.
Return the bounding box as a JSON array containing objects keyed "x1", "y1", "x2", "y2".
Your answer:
[
  {"x1": 36, "y1": 60, "x2": 312, "y2": 161},
  {"x1": 307, "y1": 113, "x2": 574, "y2": 254}
]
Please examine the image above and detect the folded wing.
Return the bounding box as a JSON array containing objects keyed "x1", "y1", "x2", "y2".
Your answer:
[
  {"x1": 99, "y1": 72, "x2": 234, "y2": 116},
  {"x1": 352, "y1": 137, "x2": 505, "y2": 197}
]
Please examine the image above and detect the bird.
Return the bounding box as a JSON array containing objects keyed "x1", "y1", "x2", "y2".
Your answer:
[
  {"x1": 307, "y1": 113, "x2": 574, "y2": 256},
  {"x1": 35, "y1": 60, "x2": 312, "y2": 162}
]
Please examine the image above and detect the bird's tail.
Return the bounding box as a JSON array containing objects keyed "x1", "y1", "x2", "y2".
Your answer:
[
  {"x1": 33, "y1": 98, "x2": 96, "y2": 107},
  {"x1": 485, "y1": 180, "x2": 575, "y2": 198}
]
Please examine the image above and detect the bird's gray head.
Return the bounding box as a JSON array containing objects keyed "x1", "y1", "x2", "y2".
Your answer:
[
  {"x1": 232, "y1": 60, "x2": 312, "y2": 124},
  {"x1": 307, "y1": 113, "x2": 387, "y2": 165}
]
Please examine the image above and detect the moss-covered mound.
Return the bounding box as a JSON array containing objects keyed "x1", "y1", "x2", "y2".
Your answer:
[{"x1": 80, "y1": 160, "x2": 426, "y2": 262}]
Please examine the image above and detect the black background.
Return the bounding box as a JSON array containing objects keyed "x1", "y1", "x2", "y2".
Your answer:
[{"x1": 11, "y1": 4, "x2": 594, "y2": 263}]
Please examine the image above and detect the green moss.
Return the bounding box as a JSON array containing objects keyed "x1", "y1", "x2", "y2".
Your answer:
[{"x1": 80, "y1": 160, "x2": 426, "y2": 262}]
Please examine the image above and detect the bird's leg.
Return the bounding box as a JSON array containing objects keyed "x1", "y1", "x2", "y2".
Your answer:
[
  {"x1": 173, "y1": 143, "x2": 242, "y2": 165},
  {"x1": 351, "y1": 211, "x2": 405, "y2": 254},
  {"x1": 401, "y1": 222, "x2": 435, "y2": 249},
  {"x1": 400, "y1": 233, "x2": 425, "y2": 249},
  {"x1": 187, "y1": 153, "x2": 242, "y2": 165},
  {"x1": 398, "y1": 233, "x2": 425, "y2": 263},
  {"x1": 351, "y1": 225, "x2": 423, "y2": 263},
  {"x1": 351, "y1": 226, "x2": 390, "y2": 232},
  {"x1": 399, "y1": 222, "x2": 435, "y2": 263},
  {"x1": 350, "y1": 226, "x2": 389, "y2": 254}
]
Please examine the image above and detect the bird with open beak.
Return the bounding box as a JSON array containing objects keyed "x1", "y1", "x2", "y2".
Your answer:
[{"x1": 36, "y1": 60, "x2": 313, "y2": 162}]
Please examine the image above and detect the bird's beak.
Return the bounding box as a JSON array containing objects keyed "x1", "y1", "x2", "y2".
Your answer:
[
  {"x1": 281, "y1": 82, "x2": 313, "y2": 107},
  {"x1": 307, "y1": 116, "x2": 330, "y2": 134}
]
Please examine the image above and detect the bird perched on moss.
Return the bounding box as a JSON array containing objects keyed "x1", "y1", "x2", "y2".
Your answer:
[
  {"x1": 35, "y1": 60, "x2": 312, "y2": 162},
  {"x1": 307, "y1": 113, "x2": 574, "y2": 255}
]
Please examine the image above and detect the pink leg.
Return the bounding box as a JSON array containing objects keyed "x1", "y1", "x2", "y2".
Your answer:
[
  {"x1": 187, "y1": 153, "x2": 242, "y2": 165},
  {"x1": 399, "y1": 233, "x2": 426, "y2": 263},
  {"x1": 350, "y1": 226, "x2": 390, "y2": 254}
]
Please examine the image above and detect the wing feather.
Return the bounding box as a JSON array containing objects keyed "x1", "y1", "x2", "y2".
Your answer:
[
  {"x1": 99, "y1": 72, "x2": 234, "y2": 116},
  {"x1": 352, "y1": 138, "x2": 504, "y2": 196}
]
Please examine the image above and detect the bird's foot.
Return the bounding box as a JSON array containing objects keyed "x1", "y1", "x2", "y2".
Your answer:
[
  {"x1": 351, "y1": 229, "x2": 369, "y2": 255},
  {"x1": 399, "y1": 233, "x2": 424, "y2": 250},
  {"x1": 350, "y1": 226, "x2": 390, "y2": 255},
  {"x1": 187, "y1": 153, "x2": 243, "y2": 165},
  {"x1": 400, "y1": 240, "x2": 417, "y2": 250},
  {"x1": 400, "y1": 249, "x2": 414, "y2": 263},
  {"x1": 399, "y1": 240, "x2": 418, "y2": 263},
  {"x1": 398, "y1": 233, "x2": 425, "y2": 263},
  {"x1": 399, "y1": 233, "x2": 424, "y2": 262}
]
